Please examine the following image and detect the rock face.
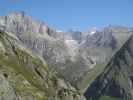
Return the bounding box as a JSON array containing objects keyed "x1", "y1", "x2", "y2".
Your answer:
[
  {"x1": 0, "y1": 74, "x2": 17, "y2": 100},
  {"x1": 0, "y1": 11, "x2": 49, "y2": 35},
  {"x1": 81, "y1": 25, "x2": 132, "y2": 63},
  {"x1": 77, "y1": 26, "x2": 132, "y2": 92},
  {"x1": 103, "y1": 25, "x2": 132, "y2": 33},
  {"x1": 0, "y1": 12, "x2": 94, "y2": 89},
  {"x1": 84, "y1": 35, "x2": 133, "y2": 100},
  {"x1": 0, "y1": 30, "x2": 86, "y2": 100},
  {"x1": 1, "y1": 12, "x2": 133, "y2": 99},
  {"x1": 67, "y1": 30, "x2": 82, "y2": 43}
]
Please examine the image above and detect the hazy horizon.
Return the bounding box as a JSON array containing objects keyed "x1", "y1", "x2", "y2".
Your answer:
[{"x1": 0, "y1": 0, "x2": 133, "y2": 31}]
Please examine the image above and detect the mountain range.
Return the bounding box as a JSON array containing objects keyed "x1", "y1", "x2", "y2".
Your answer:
[{"x1": 0, "y1": 11, "x2": 133, "y2": 100}]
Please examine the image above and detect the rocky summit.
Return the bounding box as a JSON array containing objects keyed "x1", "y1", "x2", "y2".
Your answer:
[{"x1": 0, "y1": 12, "x2": 133, "y2": 100}]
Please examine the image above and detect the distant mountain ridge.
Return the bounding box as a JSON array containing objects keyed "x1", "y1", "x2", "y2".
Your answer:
[
  {"x1": 0, "y1": 11, "x2": 133, "y2": 100},
  {"x1": 0, "y1": 12, "x2": 96, "y2": 90}
]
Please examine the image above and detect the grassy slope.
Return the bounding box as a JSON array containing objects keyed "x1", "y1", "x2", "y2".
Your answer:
[
  {"x1": 84, "y1": 34, "x2": 133, "y2": 100},
  {"x1": 0, "y1": 31, "x2": 83, "y2": 100},
  {"x1": 78, "y1": 32, "x2": 132, "y2": 93}
]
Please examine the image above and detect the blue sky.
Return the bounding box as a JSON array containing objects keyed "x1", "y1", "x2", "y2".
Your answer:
[{"x1": 0, "y1": 0, "x2": 133, "y2": 31}]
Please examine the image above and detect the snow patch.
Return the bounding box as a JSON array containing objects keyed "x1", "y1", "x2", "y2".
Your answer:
[
  {"x1": 56, "y1": 30, "x2": 63, "y2": 33},
  {"x1": 65, "y1": 40, "x2": 78, "y2": 46},
  {"x1": 89, "y1": 27, "x2": 97, "y2": 35}
]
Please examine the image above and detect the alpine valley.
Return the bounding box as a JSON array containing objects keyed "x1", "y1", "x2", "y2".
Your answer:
[{"x1": 0, "y1": 12, "x2": 133, "y2": 100}]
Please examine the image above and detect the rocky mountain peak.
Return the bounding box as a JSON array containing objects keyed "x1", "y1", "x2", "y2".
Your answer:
[
  {"x1": 103, "y1": 25, "x2": 131, "y2": 33},
  {"x1": 8, "y1": 11, "x2": 25, "y2": 18},
  {"x1": 88, "y1": 27, "x2": 97, "y2": 35},
  {"x1": 0, "y1": 11, "x2": 49, "y2": 36}
]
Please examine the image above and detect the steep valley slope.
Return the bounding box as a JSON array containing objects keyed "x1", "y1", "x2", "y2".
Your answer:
[
  {"x1": 78, "y1": 25, "x2": 133, "y2": 91},
  {"x1": 84, "y1": 34, "x2": 133, "y2": 100},
  {"x1": 0, "y1": 30, "x2": 85, "y2": 100}
]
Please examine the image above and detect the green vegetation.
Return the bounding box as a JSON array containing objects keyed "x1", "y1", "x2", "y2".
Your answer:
[
  {"x1": 100, "y1": 96, "x2": 117, "y2": 100},
  {"x1": 0, "y1": 30, "x2": 84, "y2": 100},
  {"x1": 77, "y1": 63, "x2": 105, "y2": 92},
  {"x1": 85, "y1": 35, "x2": 133, "y2": 99}
]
